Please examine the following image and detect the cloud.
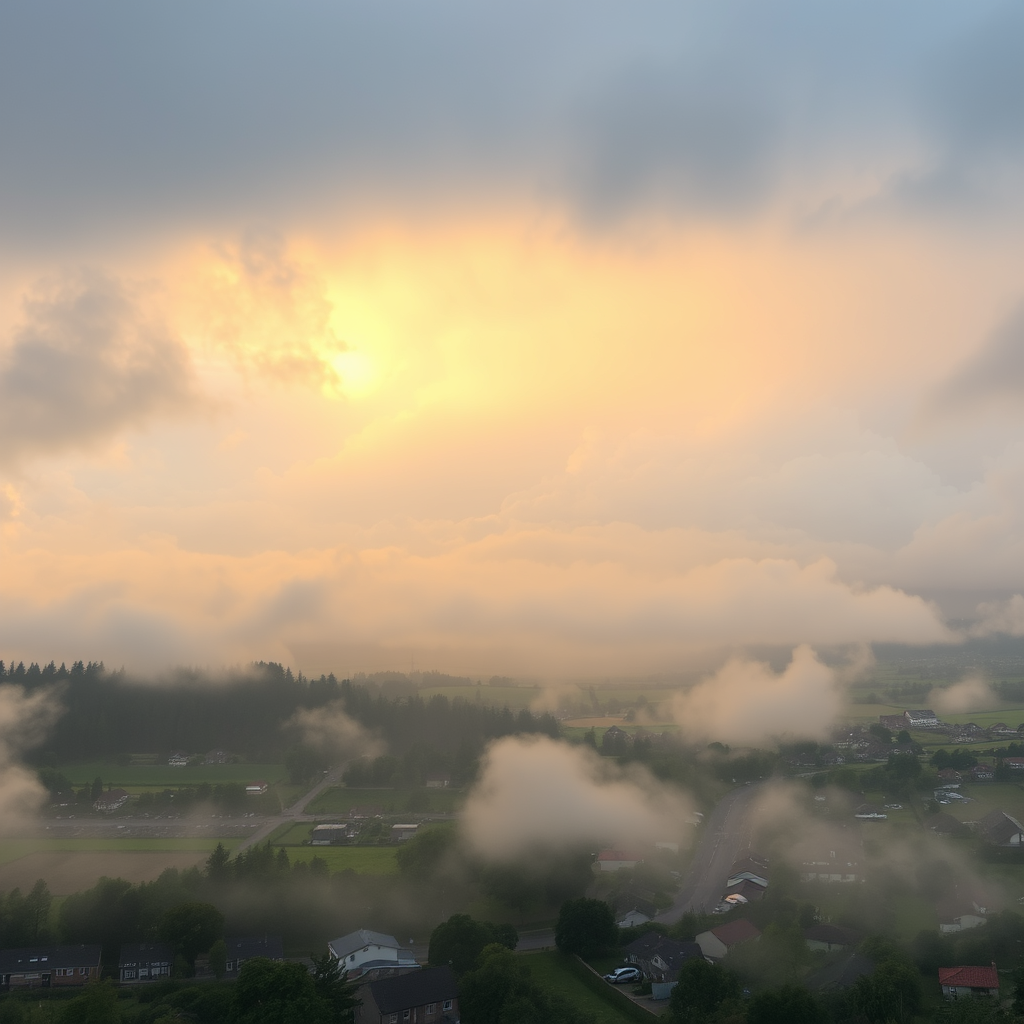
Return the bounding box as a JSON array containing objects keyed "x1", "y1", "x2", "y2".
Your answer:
[
  {"x1": 461, "y1": 735, "x2": 694, "y2": 860},
  {"x1": 188, "y1": 230, "x2": 347, "y2": 387},
  {"x1": 0, "y1": 272, "x2": 196, "y2": 466},
  {"x1": 972, "y1": 594, "x2": 1024, "y2": 637},
  {"x1": 927, "y1": 302, "x2": 1024, "y2": 416},
  {"x1": 1, "y1": 2, "x2": 1021, "y2": 252},
  {"x1": 671, "y1": 645, "x2": 842, "y2": 746},
  {"x1": 931, "y1": 675, "x2": 998, "y2": 714},
  {"x1": 287, "y1": 700, "x2": 383, "y2": 759},
  {"x1": 0, "y1": 685, "x2": 64, "y2": 829}
]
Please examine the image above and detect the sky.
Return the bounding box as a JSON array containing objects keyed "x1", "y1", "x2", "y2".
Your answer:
[{"x1": 1, "y1": 1, "x2": 1023, "y2": 679}]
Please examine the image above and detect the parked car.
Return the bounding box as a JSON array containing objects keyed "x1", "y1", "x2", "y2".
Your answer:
[{"x1": 604, "y1": 967, "x2": 641, "y2": 984}]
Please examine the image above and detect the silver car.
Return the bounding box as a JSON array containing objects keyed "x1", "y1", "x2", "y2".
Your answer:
[{"x1": 604, "y1": 967, "x2": 641, "y2": 984}]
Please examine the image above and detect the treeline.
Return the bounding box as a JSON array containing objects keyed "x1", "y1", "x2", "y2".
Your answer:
[{"x1": 1, "y1": 660, "x2": 559, "y2": 764}]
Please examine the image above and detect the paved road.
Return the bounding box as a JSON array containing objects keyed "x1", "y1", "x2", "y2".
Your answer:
[{"x1": 655, "y1": 783, "x2": 761, "y2": 922}]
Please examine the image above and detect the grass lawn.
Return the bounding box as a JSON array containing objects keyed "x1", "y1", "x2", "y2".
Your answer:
[
  {"x1": 305, "y1": 787, "x2": 464, "y2": 815},
  {"x1": 942, "y1": 782, "x2": 1024, "y2": 825},
  {"x1": 270, "y1": 823, "x2": 316, "y2": 846},
  {"x1": 59, "y1": 762, "x2": 288, "y2": 787},
  {"x1": 281, "y1": 846, "x2": 398, "y2": 875},
  {"x1": 0, "y1": 837, "x2": 229, "y2": 864},
  {"x1": 522, "y1": 952, "x2": 643, "y2": 1024}
]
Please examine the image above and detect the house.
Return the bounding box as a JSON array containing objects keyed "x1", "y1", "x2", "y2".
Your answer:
[
  {"x1": 939, "y1": 964, "x2": 999, "y2": 999},
  {"x1": 425, "y1": 774, "x2": 450, "y2": 789},
  {"x1": 356, "y1": 965, "x2": 458, "y2": 1024},
  {"x1": 976, "y1": 810, "x2": 1024, "y2": 846},
  {"x1": 312, "y1": 823, "x2": 351, "y2": 846},
  {"x1": 328, "y1": 929, "x2": 419, "y2": 978},
  {"x1": 601, "y1": 726, "x2": 631, "y2": 755},
  {"x1": 990, "y1": 724, "x2": 1019, "y2": 738},
  {"x1": 0, "y1": 946, "x2": 101, "y2": 989},
  {"x1": 204, "y1": 749, "x2": 229, "y2": 764},
  {"x1": 970, "y1": 764, "x2": 994, "y2": 782},
  {"x1": 168, "y1": 752, "x2": 189, "y2": 767},
  {"x1": 696, "y1": 919, "x2": 761, "y2": 960},
  {"x1": 948, "y1": 724, "x2": 987, "y2": 744},
  {"x1": 622, "y1": 932, "x2": 703, "y2": 983},
  {"x1": 391, "y1": 824, "x2": 419, "y2": 843},
  {"x1": 937, "y1": 903, "x2": 987, "y2": 934},
  {"x1": 1003, "y1": 758, "x2": 1024, "y2": 772},
  {"x1": 119, "y1": 943, "x2": 174, "y2": 983},
  {"x1": 804, "y1": 924, "x2": 860, "y2": 952},
  {"x1": 726, "y1": 855, "x2": 769, "y2": 889},
  {"x1": 722, "y1": 879, "x2": 767, "y2": 903},
  {"x1": 596, "y1": 850, "x2": 645, "y2": 871},
  {"x1": 905, "y1": 710, "x2": 940, "y2": 728},
  {"x1": 796, "y1": 830, "x2": 863, "y2": 883},
  {"x1": 93, "y1": 788, "x2": 129, "y2": 813},
  {"x1": 245, "y1": 781, "x2": 269, "y2": 796},
  {"x1": 614, "y1": 894, "x2": 659, "y2": 928},
  {"x1": 854, "y1": 803, "x2": 887, "y2": 820},
  {"x1": 222, "y1": 936, "x2": 284, "y2": 975},
  {"x1": 937, "y1": 769, "x2": 963, "y2": 784},
  {"x1": 925, "y1": 812, "x2": 970, "y2": 838}
]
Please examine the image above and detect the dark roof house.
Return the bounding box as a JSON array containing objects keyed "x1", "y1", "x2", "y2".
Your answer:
[
  {"x1": 357, "y1": 965, "x2": 458, "y2": 1024},
  {"x1": 119, "y1": 942, "x2": 174, "y2": 983},
  {"x1": 623, "y1": 933, "x2": 703, "y2": 982},
  {"x1": 976, "y1": 810, "x2": 1024, "y2": 846},
  {"x1": 0, "y1": 946, "x2": 101, "y2": 989}
]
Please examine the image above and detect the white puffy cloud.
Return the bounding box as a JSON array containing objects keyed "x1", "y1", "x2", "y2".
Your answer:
[
  {"x1": 461, "y1": 735, "x2": 694, "y2": 860},
  {"x1": 671, "y1": 645, "x2": 842, "y2": 746}
]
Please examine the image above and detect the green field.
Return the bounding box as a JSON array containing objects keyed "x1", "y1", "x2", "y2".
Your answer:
[
  {"x1": 269, "y1": 823, "x2": 318, "y2": 846},
  {"x1": 59, "y1": 762, "x2": 288, "y2": 788},
  {"x1": 305, "y1": 787, "x2": 464, "y2": 815},
  {"x1": 0, "y1": 837, "x2": 230, "y2": 865},
  {"x1": 280, "y1": 846, "x2": 399, "y2": 875},
  {"x1": 522, "y1": 952, "x2": 642, "y2": 1024}
]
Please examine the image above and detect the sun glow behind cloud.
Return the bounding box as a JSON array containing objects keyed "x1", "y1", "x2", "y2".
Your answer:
[{"x1": 1, "y1": 0, "x2": 1024, "y2": 676}]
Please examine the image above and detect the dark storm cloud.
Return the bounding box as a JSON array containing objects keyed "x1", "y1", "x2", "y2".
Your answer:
[
  {"x1": 0, "y1": 273, "x2": 196, "y2": 465},
  {"x1": 0, "y1": 0, "x2": 1019, "y2": 248}
]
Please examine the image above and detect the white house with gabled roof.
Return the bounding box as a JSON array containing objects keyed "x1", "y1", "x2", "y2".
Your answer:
[{"x1": 327, "y1": 929, "x2": 419, "y2": 977}]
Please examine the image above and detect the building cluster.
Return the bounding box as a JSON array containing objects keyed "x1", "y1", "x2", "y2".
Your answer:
[{"x1": 0, "y1": 935, "x2": 282, "y2": 990}]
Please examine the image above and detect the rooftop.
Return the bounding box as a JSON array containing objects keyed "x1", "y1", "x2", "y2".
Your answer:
[{"x1": 369, "y1": 966, "x2": 458, "y2": 1015}]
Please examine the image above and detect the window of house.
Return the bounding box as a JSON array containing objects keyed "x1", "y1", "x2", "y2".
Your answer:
[
  {"x1": 443, "y1": 1000, "x2": 453, "y2": 1011},
  {"x1": 79, "y1": 968, "x2": 89, "y2": 976},
  {"x1": 403, "y1": 1012, "x2": 410, "y2": 1020},
  {"x1": 123, "y1": 970, "x2": 135, "y2": 979},
  {"x1": 389, "y1": 1016, "x2": 398, "y2": 1023},
  {"x1": 426, "y1": 1004, "x2": 436, "y2": 1013}
]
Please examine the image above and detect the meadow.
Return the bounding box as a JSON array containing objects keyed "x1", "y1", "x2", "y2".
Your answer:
[
  {"x1": 305, "y1": 786, "x2": 464, "y2": 815},
  {"x1": 278, "y1": 846, "x2": 399, "y2": 875},
  {"x1": 522, "y1": 951, "x2": 642, "y2": 1024},
  {"x1": 58, "y1": 761, "x2": 288, "y2": 788},
  {"x1": 0, "y1": 838, "x2": 227, "y2": 894}
]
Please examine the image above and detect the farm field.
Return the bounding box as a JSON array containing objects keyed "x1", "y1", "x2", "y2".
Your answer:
[
  {"x1": 0, "y1": 838, "x2": 226, "y2": 894},
  {"x1": 0, "y1": 837, "x2": 228, "y2": 865},
  {"x1": 305, "y1": 787, "x2": 464, "y2": 815},
  {"x1": 280, "y1": 846, "x2": 398, "y2": 875},
  {"x1": 521, "y1": 952, "x2": 640, "y2": 1024},
  {"x1": 58, "y1": 762, "x2": 288, "y2": 788}
]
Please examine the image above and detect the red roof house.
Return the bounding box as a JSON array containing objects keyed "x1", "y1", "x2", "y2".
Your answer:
[
  {"x1": 596, "y1": 850, "x2": 646, "y2": 872},
  {"x1": 938, "y1": 964, "x2": 999, "y2": 999}
]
